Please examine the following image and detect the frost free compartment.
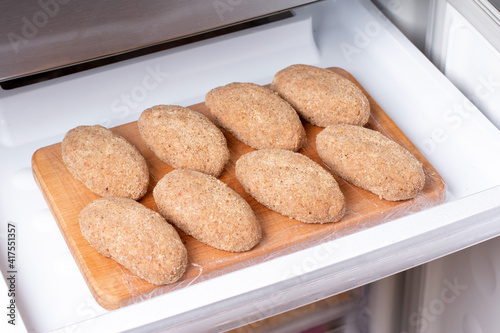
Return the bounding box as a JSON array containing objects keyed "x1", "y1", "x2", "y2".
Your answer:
[{"x1": 1, "y1": 0, "x2": 500, "y2": 332}]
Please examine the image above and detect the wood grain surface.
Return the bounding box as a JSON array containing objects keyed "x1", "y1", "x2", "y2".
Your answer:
[{"x1": 32, "y1": 68, "x2": 446, "y2": 310}]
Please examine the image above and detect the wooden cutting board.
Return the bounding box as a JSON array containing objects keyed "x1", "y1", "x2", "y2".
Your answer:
[{"x1": 32, "y1": 68, "x2": 446, "y2": 310}]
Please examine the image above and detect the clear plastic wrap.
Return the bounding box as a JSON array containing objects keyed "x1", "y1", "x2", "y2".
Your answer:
[{"x1": 31, "y1": 68, "x2": 446, "y2": 310}]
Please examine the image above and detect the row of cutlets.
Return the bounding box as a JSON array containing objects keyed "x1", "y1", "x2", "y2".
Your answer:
[{"x1": 62, "y1": 64, "x2": 424, "y2": 285}]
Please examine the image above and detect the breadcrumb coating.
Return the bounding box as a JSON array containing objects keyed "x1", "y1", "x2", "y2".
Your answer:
[
  {"x1": 153, "y1": 169, "x2": 262, "y2": 252},
  {"x1": 235, "y1": 149, "x2": 345, "y2": 224},
  {"x1": 138, "y1": 105, "x2": 230, "y2": 177},
  {"x1": 271, "y1": 64, "x2": 370, "y2": 127},
  {"x1": 316, "y1": 124, "x2": 425, "y2": 201},
  {"x1": 61, "y1": 125, "x2": 149, "y2": 200},
  {"x1": 79, "y1": 197, "x2": 188, "y2": 285},
  {"x1": 205, "y1": 82, "x2": 306, "y2": 151}
]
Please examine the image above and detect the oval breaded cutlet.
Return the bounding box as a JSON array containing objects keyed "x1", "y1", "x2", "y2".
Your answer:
[
  {"x1": 79, "y1": 197, "x2": 188, "y2": 285},
  {"x1": 316, "y1": 124, "x2": 425, "y2": 201},
  {"x1": 138, "y1": 105, "x2": 230, "y2": 177},
  {"x1": 153, "y1": 169, "x2": 262, "y2": 252},
  {"x1": 235, "y1": 149, "x2": 345, "y2": 224},
  {"x1": 271, "y1": 64, "x2": 370, "y2": 127},
  {"x1": 205, "y1": 82, "x2": 306, "y2": 151},
  {"x1": 61, "y1": 125, "x2": 149, "y2": 200}
]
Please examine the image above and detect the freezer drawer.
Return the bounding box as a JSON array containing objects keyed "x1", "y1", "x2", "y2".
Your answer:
[{"x1": 1, "y1": 0, "x2": 500, "y2": 332}]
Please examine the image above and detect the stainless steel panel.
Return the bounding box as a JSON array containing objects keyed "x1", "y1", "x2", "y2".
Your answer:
[
  {"x1": 487, "y1": 0, "x2": 500, "y2": 12},
  {"x1": 0, "y1": 0, "x2": 319, "y2": 82}
]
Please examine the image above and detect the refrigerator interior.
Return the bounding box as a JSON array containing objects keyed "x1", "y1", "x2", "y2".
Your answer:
[
  {"x1": 1, "y1": 0, "x2": 500, "y2": 332},
  {"x1": 385, "y1": 0, "x2": 500, "y2": 332},
  {"x1": 399, "y1": 236, "x2": 500, "y2": 333},
  {"x1": 427, "y1": 0, "x2": 500, "y2": 129}
]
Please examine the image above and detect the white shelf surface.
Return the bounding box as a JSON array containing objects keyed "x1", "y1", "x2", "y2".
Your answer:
[{"x1": 1, "y1": 0, "x2": 500, "y2": 332}]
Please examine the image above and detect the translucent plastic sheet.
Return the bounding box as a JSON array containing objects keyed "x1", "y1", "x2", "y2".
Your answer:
[{"x1": 31, "y1": 68, "x2": 446, "y2": 310}]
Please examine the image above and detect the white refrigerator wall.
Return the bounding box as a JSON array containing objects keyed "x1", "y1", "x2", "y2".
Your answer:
[{"x1": 371, "y1": 1, "x2": 500, "y2": 332}]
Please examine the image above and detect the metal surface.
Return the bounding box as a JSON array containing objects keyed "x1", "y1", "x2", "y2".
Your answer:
[
  {"x1": 0, "y1": 0, "x2": 318, "y2": 82},
  {"x1": 485, "y1": 0, "x2": 500, "y2": 12}
]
